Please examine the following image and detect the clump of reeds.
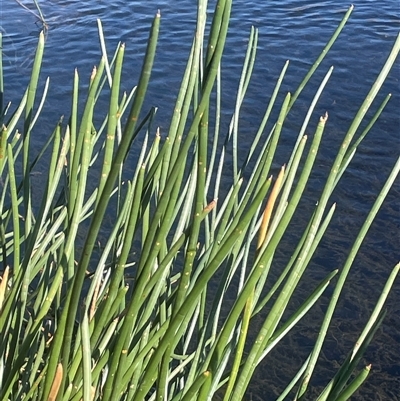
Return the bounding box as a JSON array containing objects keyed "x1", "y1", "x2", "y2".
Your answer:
[{"x1": 0, "y1": 1, "x2": 399, "y2": 400}]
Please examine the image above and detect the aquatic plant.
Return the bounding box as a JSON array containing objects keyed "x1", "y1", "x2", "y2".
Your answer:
[{"x1": 0, "y1": 1, "x2": 399, "y2": 400}]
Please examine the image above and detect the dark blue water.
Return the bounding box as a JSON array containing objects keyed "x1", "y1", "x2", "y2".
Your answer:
[{"x1": 1, "y1": 1, "x2": 399, "y2": 399}]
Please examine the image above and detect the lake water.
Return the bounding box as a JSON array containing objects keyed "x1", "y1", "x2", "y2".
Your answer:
[{"x1": 1, "y1": 1, "x2": 399, "y2": 400}]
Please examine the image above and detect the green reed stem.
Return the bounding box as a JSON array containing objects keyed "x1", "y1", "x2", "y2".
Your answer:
[{"x1": 296, "y1": 34, "x2": 400, "y2": 397}]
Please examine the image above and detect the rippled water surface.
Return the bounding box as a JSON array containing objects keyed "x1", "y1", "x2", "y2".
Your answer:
[{"x1": 1, "y1": 1, "x2": 399, "y2": 399}]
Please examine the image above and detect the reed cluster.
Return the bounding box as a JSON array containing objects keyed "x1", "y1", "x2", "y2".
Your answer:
[{"x1": 0, "y1": 1, "x2": 399, "y2": 400}]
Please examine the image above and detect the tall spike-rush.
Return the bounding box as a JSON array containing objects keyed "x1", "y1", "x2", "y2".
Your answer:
[{"x1": 0, "y1": 1, "x2": 399, "y2": 400}]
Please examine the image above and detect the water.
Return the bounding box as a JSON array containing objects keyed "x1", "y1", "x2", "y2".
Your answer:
[{"x1": 1, "y1": 1, "x2": 399, "y2": 399}]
